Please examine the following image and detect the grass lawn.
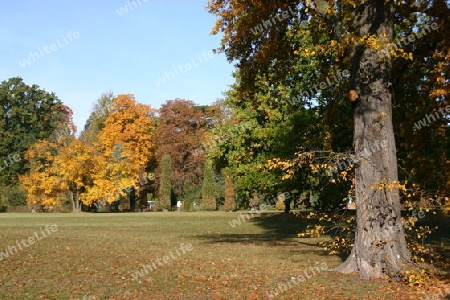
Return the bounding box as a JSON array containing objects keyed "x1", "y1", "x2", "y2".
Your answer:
[{"x1": 0, "y1": 212, "x2": 440, "y2": 299}]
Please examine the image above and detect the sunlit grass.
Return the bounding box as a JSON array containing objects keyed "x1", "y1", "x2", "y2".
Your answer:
[{"x1": 0, "y1": 212, "x2": 427, "y2": 299}]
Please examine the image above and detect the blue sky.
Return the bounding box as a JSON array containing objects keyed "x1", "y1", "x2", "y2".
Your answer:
[{"x1": 0, "y1": 0, "x2": 235, "y2": 132}]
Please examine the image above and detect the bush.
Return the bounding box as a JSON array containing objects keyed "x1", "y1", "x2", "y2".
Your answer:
[
  {"x1": 5, "y1": 205, "x2": 29, "y2": 213},
  {"x1": 1, "y1": 185, "x2": 27, "y2": 207}
]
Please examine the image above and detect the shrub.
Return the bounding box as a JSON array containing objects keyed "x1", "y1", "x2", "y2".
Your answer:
[{"x1": 1, "y1": 185, "x2": 27, "y2": 207}]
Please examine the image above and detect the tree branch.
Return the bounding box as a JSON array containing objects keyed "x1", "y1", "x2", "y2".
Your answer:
[{"x1": 305, "y1": 0, "x2": 349, "y2": 42}]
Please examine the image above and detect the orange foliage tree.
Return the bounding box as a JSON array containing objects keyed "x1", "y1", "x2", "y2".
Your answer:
[
  {"x1": 53, "y1": 138, "x2": 95, "y2": 212},
  {"x1": 19, "y1": 109, "x2": 79, "y2": 211},
  {"x1": 19, "y1": 139, "x2": 62, "y2": 210},
  {"x1": 20, "y1": 114, "x2": 96, "y2": 212},
  {"x1": 80, "y1": 94, "x2": 156, "y2": 211}
]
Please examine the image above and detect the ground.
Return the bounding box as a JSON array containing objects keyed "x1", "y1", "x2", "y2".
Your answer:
[{"x1": 0, "y1": 212, "x2": 443, "y2": 299}]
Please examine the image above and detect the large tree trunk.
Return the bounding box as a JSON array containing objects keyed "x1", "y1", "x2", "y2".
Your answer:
[{"x1": 335, "y1": 0, "x2": 411, "y2": 278}]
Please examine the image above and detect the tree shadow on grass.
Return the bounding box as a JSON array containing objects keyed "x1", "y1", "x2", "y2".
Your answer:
[
  {"x1": 196, "y1": 210, "x2": 450, "y2": 275},
  {"x1": 194, "y1": 212, "x2": 328, "y2": 253},
  {"x1": 250, "y1": 212, "x2": 321, "y2": 238}
]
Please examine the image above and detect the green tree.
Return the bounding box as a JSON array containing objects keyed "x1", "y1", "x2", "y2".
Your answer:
[
  {"x1": 159, "y1": 154, "x2": 172, "y2": 210},
  {"x1": 0, "y1": 185, "x2": 27, "y2": 207},
  {"x1": 0, "y1": 77, "x2": 66, "y2": 187},
  {"x1": 201, "y1": 162, "x2": 216, "y2": 211},
  {"x1": 206, "y1": 93, "x2": 323, "y2": 206},
  {"x1": 202, "y1": 14, "x2": 347, "y2": 204}
]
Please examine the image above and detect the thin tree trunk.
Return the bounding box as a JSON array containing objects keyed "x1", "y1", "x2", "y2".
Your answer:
[
  {"x1": 335, "y1": 0, "x2": 411, "y2": 278},
  {"x1": 71, "y1": 187, "x2": 81, "y2": 213}
]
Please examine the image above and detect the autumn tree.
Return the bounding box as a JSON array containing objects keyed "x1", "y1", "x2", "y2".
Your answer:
[
  {"x1": 207, "y1": 0, "x2": 448, "y2": 278},
  {"x1": 155, "y1": 99, "x2": 207, "y2": 199},
  {"x1": 81, "y1": 94, "x2": 156, "y2": 210},
  {"x1": 53, "y1": 138, "x2": 95, "y2": 212},
  {"x1": 19, "y1": 139, "x2": 62, "y2": 210},
  {"x1": 19, "y1": 109, "x2": 95, "y2": 212},
  {"x1": 159, "y1": 154, "x2": 172, "y2": 210},
  {"x1": 19, "y1": 106, "x2": 77, "y2": 210}
]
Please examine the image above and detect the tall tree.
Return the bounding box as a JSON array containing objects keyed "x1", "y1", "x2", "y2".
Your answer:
[
  {"x1": 207, "y1": 0, "x2": 447, "y2": 278},
  {"x1": 159, "y1": 154, "x2": 172, "y2": 210},
  {"x1": 81, "y1": 94, "x2": 156, "y2": 209},
  {"x1": 155, "y1": 99, "x2": 207, "y2": 199},
  {"x1": 314, "y1": 0, "x2": 407, "y2": 278}
]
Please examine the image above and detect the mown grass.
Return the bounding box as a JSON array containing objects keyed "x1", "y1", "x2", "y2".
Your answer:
[{"x1": 0, "y1": 212, "x2": 434, "y2": 299}]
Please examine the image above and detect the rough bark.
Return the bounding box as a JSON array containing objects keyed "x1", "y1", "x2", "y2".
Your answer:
[{"x1": 335, "y1": 0, "x2": 411, "y2": 278}]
